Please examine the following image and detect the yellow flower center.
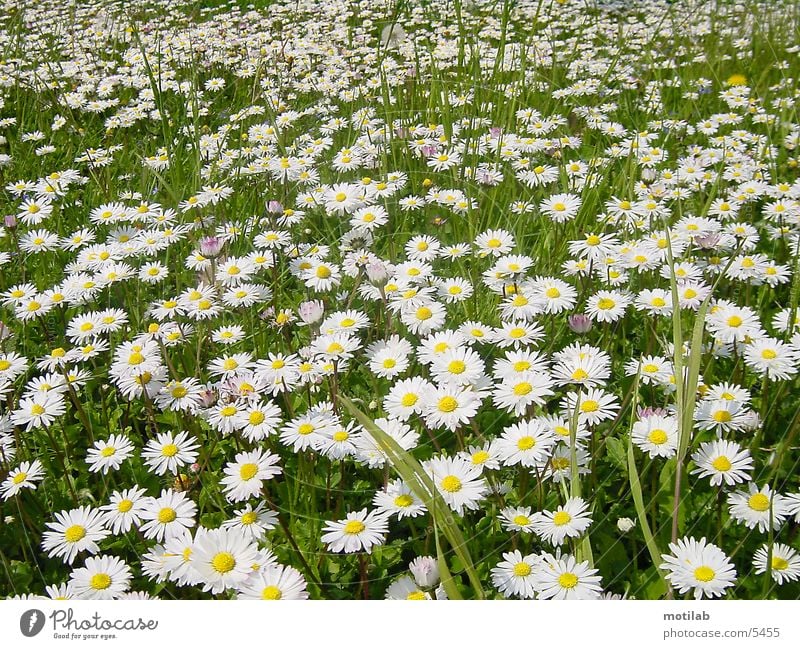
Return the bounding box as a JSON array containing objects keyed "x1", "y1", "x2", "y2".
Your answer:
[
  {"x1": 90, "y1": 574, "x2": 112, "y2": 590},
  {"x1": 12, "y1": 472, "x2": 27, "y2": 484},
  {"x1": 31, "y1": 404, "x2": 46, "y2": 416},
  {"x1": 298, "y1": 423, "x2": 315, "y2": 435},
  {"x1": 648, "y1": 429, "x2": 668, "y2": 445},
  {"x1": 517, "y1": 436, "x2": 535, "y2": 450},
  {"x1": 558, "y1": 572, "x2": 578, "y2": 589},
  {"x1": 261, "y1": 586, "x2": 282, "y2": 599},
  {"x1": 437, "y1": 396, "x2": 458, "y2": 412},
  {"x1": 239, "y1": 463, "x2": 258, "y2": 480},
  {"x1": 694, "y1": 566, "x2": 716, "y2": 582},
  {"x1": 344, "y1": 520, "x2": 366, "y2": 535},
  {"x1": 118, "y1": 499, "x2": 133, "y2": 513},
  {"x1": 158, "y1": 507, "x2": 177, "y2": 523},
  {"x1": 580, "y1": 400, "x2": 599, "y2": 413},
  {"x1": 171, "y1": 386, "x2": 188, "y2": 399},
  {"x1": 441, "y1": 475, "x2": 462, "y2": 492},
  {"x1": 394, "y1": 494, "x2": 414, "y2": 508},
  {"x1": 711, "y1": 456, "x2": 732, "y2": 472},
  {"x1": 211, "y1": 552, "x2": 236, "y2": 574},
  {"x1": 553, "y1": 511, "x2": 572, "y2": 526},
  {"x1": 448, "y1": 360, "x2": 466, "y2": 374},
  {"x1": 100, "y1": 446, "x2": 116, "y2": 457},
  {"x1": 513, "y1": 562, "x2": 532, "y2": 577},
  {"x1": 248, "y1": 411, "x2": 266, "y2": 426},
  {"x1": 597, "y1": 298, "x2": 615, "y2": 310},
  {"x1": 513, "y1": 382, "x2": 532, "y2": 396},
  {"x1": 64, "y1": 525, "x2": 86, "y2": 543},
  {"x1": 162, "y1": 443, "x2": 179, "y2": 457},
  {"x1": 748, "y1": 493, "x2": 770, "y2": 512},
  {"x1": 416, "y1": 307, "x2": 432, "y2": 320},
  {"x1": 513, "y1": 514, "x2": 530, "y2": 526},
  {"x1": 772, "y1": 556, "x2": 789, "y2": 571},
  {"x1": 401, "y1": 393, "x2": 418, "y2": 407}
]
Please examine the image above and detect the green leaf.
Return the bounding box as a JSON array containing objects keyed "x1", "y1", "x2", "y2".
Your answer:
[{"x1": 605, "y1": 436, "x2": 627, "y2": 472}]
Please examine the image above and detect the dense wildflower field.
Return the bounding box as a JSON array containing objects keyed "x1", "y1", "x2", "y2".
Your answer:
[{"x1": 1, "y1": 0, "x2": 800, "y2": 601}]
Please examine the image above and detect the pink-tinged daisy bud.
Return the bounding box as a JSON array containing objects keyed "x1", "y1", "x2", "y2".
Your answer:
[
  {"x1": 694, "y1": 233, "x2": 720, "y2": 249},
  {"x1": 198, "y1": 389, "x2": 217, "y2": 408},
  {"x1": 637, "y1": 406, "x2": 668, "y2": 418},
  {"x1": 0, "y1": 321, "x2": 10, "y2": 341},
  {"x1": 190, "y1": 463, "x2": 201, "y2": 474},
  {"x1": 266, "y1": 200, "x2": 283, "y2": 214},
  {"x1": 4, "y1": 214, "x2": 17, "y2": 229},
  {"x1": 421, "y1": 145, "x2": 437, "y2": 157},
  {"x1": 199, "y1": 235, "x2": 223, "y2": 258},
  {"x1": 366, "y1": 260, "x2": 388, "y2": 284},
  {"x1": 409, "y1": 555, "x2": 439, "y2": 588},
  {"x1": 298, "y1": 300, "x2": 324, "y2": 324},
  {"x1": 489, "y1": 126, "x2": 502, "y2": 138},
  {"x1": 568, "y1": 313, "x2": 592, "y2": 333}
]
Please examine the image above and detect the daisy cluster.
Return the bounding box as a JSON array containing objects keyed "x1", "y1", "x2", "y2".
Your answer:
[{"x1": 1, "y1": 0, "x2": 800, "y2": 600}]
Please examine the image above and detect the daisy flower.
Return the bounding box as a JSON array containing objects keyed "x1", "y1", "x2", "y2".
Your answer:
[
  {"x1": 222, "y1": 502, "x2": 278, "y2": 541},
  {"x1": 632, "y1": 415, "x2": 679, "y2": 458},
  {"x1": 68, "y1": 555, "x2": 132, "y2": 600},
  {"x1": 561, "y1": 388, "x2": 620, "y2": 427},
  {"x1": 533, "y1": 498, "x2": 593, "y2": 545},
  {"x1": 727, "y1": 483, "x2": 789, "y2": 532},
  {"x1": 237, "y1": 564, "x2": 309, "y2": 600},
  {"x1": 139, "y1": 489, "x2": 197, "y2": 542},
  {"x1": 660, "y1": 537, "x2": 737, "y2": 599},
  {"x1": 373, "y1": 479, "x2": 427, "y2": 519},
  {"x1": 496, "y1": 419, "x2": 556, "y2": 467},
  {"x1": 421, "y1": 385, "x2": 481, "y2": 431},
  {"x1": 100, "y1": 486, "x2": 148, "y2": 534},
  {"x1": 11, "y1": 393, "x2": 66, "y2": 431},
  {"x1": 385, "y1": 576, "x2": 431, "y2": 600},
  {"x1": 321, "y1": 509, "x2": 390, "y2": 554},
  {"x1": 85, "y1": 434, "x2": 135, "y2": 474},
  {"x1": 41, "y1": 506, "x2": 110, "y2": 565},
  {"x1": 491, "y1": 550, "x2": 540, "y2": 599},
  {"x1": 220, "y1": 449, "x2": 283, "y2": 502},
  {"x1": 691, "y1": 440, "x2": 754, "y2": 486},
  {"x1": 753, "y1": 543, "x2": 800, "y2": 585},
  {"x1": 424, "y1": 456, "x2": 487, "y2": 515},
  {"x1": 142, "y1": 430, "x2": 200, "y2": 476},
  {"x1": 0, "y1": 459, "x2": 45, "y2": 500},
  {"x1": 499, "y1": 506, "x2": 536, "y2": 533},
  {"x1": 192, "y1": 527, "x2": 261, "y2": 594},
  {"x1": 492, "y1": 372, "x2": 555, "y2": 415},
  {"x1": 535, "y1": 553, "x2": 603, "y2": 600}
]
